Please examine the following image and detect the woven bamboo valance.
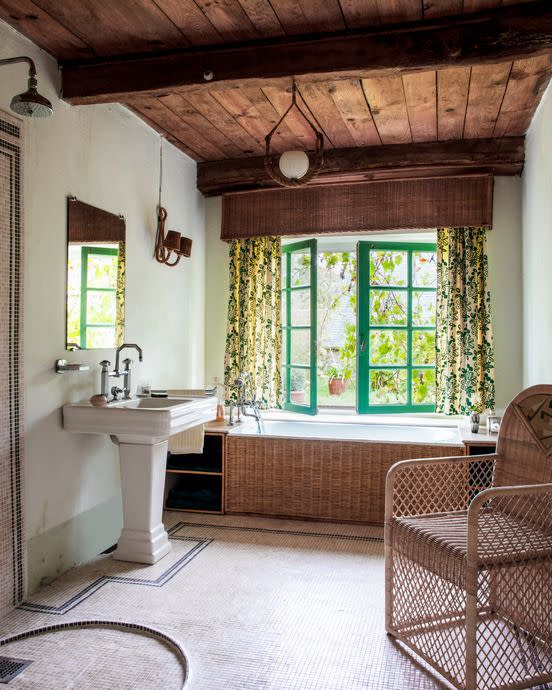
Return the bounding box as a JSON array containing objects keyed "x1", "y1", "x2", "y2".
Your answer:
[
  {"x1": 221, "y1": 174, "x2": 493, "y2": 240},
  {"x1": 67, "y1": 197, "x2": 125, "y2": 243}
]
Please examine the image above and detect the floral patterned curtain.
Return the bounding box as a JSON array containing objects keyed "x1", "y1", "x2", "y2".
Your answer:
[
  {"x1": 224, "y1": 237, "x2": 282, "y2": 408},
  {"x1": 115, "y1": 241, "x2": 126, "y2": 347},
  {"x1": 436, "y1": 227, "x2": 495, "y2": 415}
]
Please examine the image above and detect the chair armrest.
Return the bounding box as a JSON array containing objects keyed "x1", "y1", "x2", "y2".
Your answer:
[
  {"x1": 466, "y1": 482, "x2": 552, "y2": 566},
  {"x1": 385, "y1": 453, "x2": 497, "y2": 521}
]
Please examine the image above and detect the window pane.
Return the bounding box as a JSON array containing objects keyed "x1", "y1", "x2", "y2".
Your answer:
[
  {"x1": 412, "y1": 291, "x2": 436, "y2": 327},
  {"x1": 370, "y1": 330, "x2": 407, "y2": 365},
  {"x1": 369, "y1": 369, "x2": 407, "y2": 405},
  {"x1": 290, "y1": 251, "x2": 311, "y2": 287},
  {"x1": 291, "y1": 289, "x2": 310, "y2": 326},
  {"x1": 290, "y1": 367, "x2": 311, "y2": 408},
  {"x1": 370, "y1": 290, "x2": 407, "y2": 326},
  {"x1": 87, "y1": 291, "x2": 116, "y2": 325},
  {"x1": 413, "y1": 251, "x2": 437, "y2": 287},
  {"x1": 370, "y1": 249, "x2": 407, "y2": 287},
  {"x1": 87, "y1": 253, "x2": 118, "y2": 289},
  {"x1": 86, "y1": 327, "x2": 116, "y2": 349},
  {"x1": 281, "y1": 329, "x2": 287, "y2": 367},
  {"x1": 412, "y1": 331, "x2": 436, "y2": 365},
  {"x1": 290, "y1": 329, "x2": 310, "y2": 366},
  {"x1": 281, "y1": 253, "x2": 287, "y2": 287},
  {"x1": 412, "y1": 368, "x2": 436, "y2": 405}
]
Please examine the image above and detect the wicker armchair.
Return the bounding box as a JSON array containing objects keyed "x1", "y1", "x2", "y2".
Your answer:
[{"x1": 385, "y1": 385, "x2": 552, "y2": 690}]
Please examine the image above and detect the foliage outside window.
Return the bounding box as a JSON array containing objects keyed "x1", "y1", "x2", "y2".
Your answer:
[
  {"x1": 67, "y1": 245, "x2": 119, "y2": 349},
  {"x1": 281, "y1": 240, "x2": 437, "y2": 414}
]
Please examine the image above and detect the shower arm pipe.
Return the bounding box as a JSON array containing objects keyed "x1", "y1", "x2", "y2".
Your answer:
[{"x1": 0, "y1": 56, "x2": 37, "y2": 79}]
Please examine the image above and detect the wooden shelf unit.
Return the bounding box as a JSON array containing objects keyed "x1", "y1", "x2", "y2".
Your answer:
[{"x1": 165, "y1": 430, "x2": 226, "y2": 514}]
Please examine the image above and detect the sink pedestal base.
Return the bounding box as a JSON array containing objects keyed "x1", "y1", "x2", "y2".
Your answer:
[{"x1": 113, "y1": 438, "x2": 172, "y2": 565}]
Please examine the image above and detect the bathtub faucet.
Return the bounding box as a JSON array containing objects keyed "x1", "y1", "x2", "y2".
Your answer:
[{"x1": 228, "y1": 372, "x2": 261, "y2": 425}]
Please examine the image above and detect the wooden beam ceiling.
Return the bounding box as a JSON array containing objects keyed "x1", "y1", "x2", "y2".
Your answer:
[
  {"x1": 61, "y1": 1, "x2": 552, "y2": 105},
  {"x1": 197, "y1": 137, "x2": 525, "y2": 195}
]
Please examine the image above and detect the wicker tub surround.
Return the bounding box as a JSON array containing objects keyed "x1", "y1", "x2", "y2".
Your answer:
[
  {"x1": 226, "y1": 436, "x2": 464, "y2": 524},
  {"x1": 385, "y1": 384, "x2": 552, "y2": 690}
]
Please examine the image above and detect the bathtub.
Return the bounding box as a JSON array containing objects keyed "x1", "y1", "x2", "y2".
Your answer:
[
  {"x1": 229, "y1": 419, "x2": 462, "y2": 446},
  {"x1": 225, "y1": 419, "x2": 466, "y2": 524}
]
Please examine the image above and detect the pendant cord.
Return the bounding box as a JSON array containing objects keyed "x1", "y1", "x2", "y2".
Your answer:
[{"x1": 158, "y1": 136, "x2": 164, "y2": 210}]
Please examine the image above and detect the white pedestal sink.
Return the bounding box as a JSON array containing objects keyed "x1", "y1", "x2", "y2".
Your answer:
[{"x1": 63, "y1": 396, "x2": 217, "y2": 564}]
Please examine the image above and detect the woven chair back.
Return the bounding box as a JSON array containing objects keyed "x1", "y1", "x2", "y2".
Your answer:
[{"x1": 492, "y1": 385, "x2": 552, "y2": 530}]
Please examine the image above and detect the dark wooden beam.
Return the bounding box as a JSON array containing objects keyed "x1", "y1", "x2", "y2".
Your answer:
[
  {"x1": 62, "y1": 1, "x2": 552, "y2": 105},
  {"x1": 196, "y1": 137, "x2": 524, "y2": 196}
]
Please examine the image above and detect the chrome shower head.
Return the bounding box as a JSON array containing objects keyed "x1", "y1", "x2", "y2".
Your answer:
[
  {"x1": 0, "y1": 56, "x2": 53, "y2": 118},
  {"x1": 11, "y1": 77, "x2": 53, "y2": 118}
]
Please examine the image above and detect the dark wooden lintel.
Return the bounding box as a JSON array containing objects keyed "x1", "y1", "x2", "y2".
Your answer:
[
  {"x1": 63, "y1": 2, "x2": 552, "y2": 104},
  {"x1": 196, "y1": 137, "x2": 525, "y2": 196}
]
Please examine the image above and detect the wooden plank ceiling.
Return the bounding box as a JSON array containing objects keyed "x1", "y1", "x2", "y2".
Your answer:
[
  {"x1": 126, "y1": 55, "x2": 552, "y2": 162},
  {"x1": 1, "y1": 0, "x2": 550, "y2": 166}
]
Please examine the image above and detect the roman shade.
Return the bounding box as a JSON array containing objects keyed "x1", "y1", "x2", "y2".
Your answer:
[{"x1": 221, "y1": 175, "x2": 493, "y2": 240}]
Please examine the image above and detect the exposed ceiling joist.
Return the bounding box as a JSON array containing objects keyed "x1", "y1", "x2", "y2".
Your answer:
[
  {"x1": 62, "y1": 1, "x2": 552, "y2": 105},
  {"x1": 197, "y1": 137, "x2": 525, "y2": 196}
]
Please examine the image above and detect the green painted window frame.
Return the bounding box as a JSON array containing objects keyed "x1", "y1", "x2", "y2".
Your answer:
[
  {"x1": 79, "y1": 245, "x2": 119, "y2": 350},
  {"x1": 281, "y1": 239, "x2": 318, "y2": 415},
  {"x1": 357, "y1": 241, "x2": 437, "y2": 414}
]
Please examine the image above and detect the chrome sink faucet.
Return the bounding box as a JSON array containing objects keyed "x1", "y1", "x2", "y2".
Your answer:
[
  {"x1": 228, "y1": 372, "x2": 261, "y2": 425},
  {"x1": 99, "y1": 343, "x2": 143, "y2": 401}
]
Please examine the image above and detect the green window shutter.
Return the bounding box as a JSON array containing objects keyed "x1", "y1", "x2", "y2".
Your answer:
[
  {"x1": 357, "y1": 241, "x2": 437, "y2": 414},
  {"x1": 281, "y1": 239, "x2": 318, "y2": 415}
]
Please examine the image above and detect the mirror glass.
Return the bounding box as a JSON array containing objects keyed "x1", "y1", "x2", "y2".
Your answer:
[{"x1": 66, "y1": 198, "x2": 125, "y2": 350}]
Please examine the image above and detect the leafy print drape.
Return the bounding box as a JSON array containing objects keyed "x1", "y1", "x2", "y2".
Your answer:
[
  {"x1": 436, "y1": 227, "x2": 495, "y2": 415},
  {"x1": 115, "y1": 241, "x2": 126, "y2": 347},
  {"x1": 224, "y1": 237, "x2": 282, "y2": 408}
]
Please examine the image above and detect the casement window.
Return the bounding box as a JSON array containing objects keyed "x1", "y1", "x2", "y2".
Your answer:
[
  {"x1": 281, "y1": 239, "x2": 437, "y2": 415},
  {"x1": 281, "y1": 239, "x2": 318, "y2": 415},
  {"x1": 357, "y1": 242, "x2": 437, "y2": 413}
]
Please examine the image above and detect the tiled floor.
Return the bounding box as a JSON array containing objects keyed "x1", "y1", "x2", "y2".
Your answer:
[{"x1": 0, "y1": 513, "x2": 452, "y2": 689}]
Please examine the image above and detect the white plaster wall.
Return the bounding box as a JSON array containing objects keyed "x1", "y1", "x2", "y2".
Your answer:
[
  {"x1": 522, "y1": 80, "x2": 552, "y2": 386},
  {"x1": 1, "y1": 21, "x2": 205, "y2": 590},
  {"x1": 204, "y1": 182, "x2": 523, "y2": 412},
  {"x1": 488, "y1": 177, "x2": 523, "y2": 411},
  {"x1": 204, "y1": 197, "x2": 228, "y2": 387}
]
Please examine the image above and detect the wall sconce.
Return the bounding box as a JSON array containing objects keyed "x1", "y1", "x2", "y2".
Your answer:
[
  {"x1": 154, "y1": 136, "x2": 192, "y2": 267},
  {"x1": 154, "y1": 206, "x2": 192, "y2": 267},
  {"x1": 264, "y1": 80, "x2": 324, "y2": 188}
]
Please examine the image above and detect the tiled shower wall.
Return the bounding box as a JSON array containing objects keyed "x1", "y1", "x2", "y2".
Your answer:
[{"x1": 0, "y1": 110, "x2": 24, "y2": 614}]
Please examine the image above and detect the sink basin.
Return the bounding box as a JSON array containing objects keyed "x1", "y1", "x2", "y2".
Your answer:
[
  {"x1": 63, "y1": 395, "x2": 217, "y2": 443},
  {"x1": 63, "y1": 395, "x2": 217, "y2": 565}
]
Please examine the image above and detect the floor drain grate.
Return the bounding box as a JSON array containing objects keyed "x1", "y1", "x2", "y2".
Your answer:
[{"x1": 0, "y1": 656, "x2": 33, "y2": 684}]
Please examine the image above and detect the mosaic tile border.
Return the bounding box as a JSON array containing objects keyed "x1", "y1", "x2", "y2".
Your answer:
[
  {"x1": 19, "y1": 531, "x2": 211, "y2": 615},
  {"x1": 20, "y1": 519, "x2": 381, "y2": 617},
  {"x1": 0, "y1": 111, "x2": 24, "y2": 613},
  {"x1": 0, "y1": 620, "x2": 188, "y2": 689},
  {"x1": 173, "y1": 520, "x2": 385, "y2": 543}
]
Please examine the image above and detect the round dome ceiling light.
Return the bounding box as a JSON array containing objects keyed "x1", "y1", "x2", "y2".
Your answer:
[{"x1": 264, "y1": 81, "x2": 324, "y2": 188}]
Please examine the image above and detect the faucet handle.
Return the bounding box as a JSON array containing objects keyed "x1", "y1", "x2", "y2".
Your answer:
[
  {"x1": 122, "y1": 357, "x2": 132, "y2": 368},
  {"x1": 111, "y1": 386, "x2": 123, "y2": 400},
  {"x1": 99, "y1": 360, "x2": 111, "y2": 371}
]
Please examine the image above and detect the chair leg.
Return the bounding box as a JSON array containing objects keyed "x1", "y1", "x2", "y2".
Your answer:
[
  {"x1": 385, "y1": 542, "x2": 394, "y2": 634},
  {"x1": 465, "y1": 588, "x2": 478, "y2": 690}
]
